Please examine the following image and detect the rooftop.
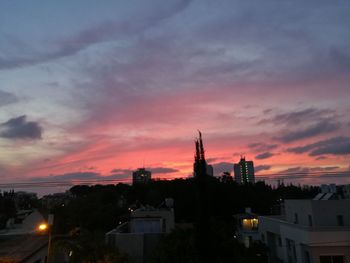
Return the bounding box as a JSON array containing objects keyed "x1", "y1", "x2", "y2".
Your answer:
[{"x1": 0, "y1": 235, "x2": 48, "y2": 261}]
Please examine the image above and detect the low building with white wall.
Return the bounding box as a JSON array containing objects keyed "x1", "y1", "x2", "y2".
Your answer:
[
  {"x1": 234, "y1": 207, "x2": 260, "y2": 248},
  {"x1": 106, "y1": 199, "x2": 175, "y2": 263},
  {"x1": 259, "y1": 199, "x2": 350, "y2": 263}
]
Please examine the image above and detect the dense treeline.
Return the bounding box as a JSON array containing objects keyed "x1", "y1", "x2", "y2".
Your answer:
[
  {"x1": 0, "y1": 178, "x2": 319, "y2": 262},
  {"x1": 51, "y1": 177, "x2": 318, "y2": 234},
  {"x1": 47, "y1": 177, "x2": 318, "y2": 262}
]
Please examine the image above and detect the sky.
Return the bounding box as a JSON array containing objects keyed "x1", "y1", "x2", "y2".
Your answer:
[{"x1": 1, "y1": 0, "x2": 350, "y2": 192}]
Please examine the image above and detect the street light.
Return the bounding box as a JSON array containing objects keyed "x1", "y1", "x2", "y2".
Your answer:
[
  {"x1": 37, "y1": 222, "x2": 51, "y2": 262},
  {"x1": 37, "y1": 214, "x2": 54, "y2": 263},
  {"x1": 38, "y1": 223, "x2": 48, "y2": 231}
]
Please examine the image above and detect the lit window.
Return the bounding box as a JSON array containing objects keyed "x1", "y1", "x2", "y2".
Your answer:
[
  {"x1": 294, "y1": 213, "x2": 299, "y2": 224},
  {"x1": 242, "y1": 218, "x2": 258, "y2": 230}
]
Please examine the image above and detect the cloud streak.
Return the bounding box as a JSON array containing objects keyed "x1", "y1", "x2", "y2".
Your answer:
[
  {"x1": 264, "y1": 108, "x2": 335, "y2": 126},
  {"x1": 248, "y1": 142, "x2": 278, "y2": 152},
  {"x1": 255, "y1": 152, "x2": 274, "y2": 160},
  {"x1": 150, "y1": 167, "x2": 179, "y2": 174},
  {"x1": 0, "y1": 0, "x2": 193, "y2": 70},
  {"x1": 255, "y1": 165, "x2": 272, "y2": 173},
  {"x1": 30, "y1": 171, "x2": 131, "y2": 183},
  {"x1": 276, "y1": 119, "x2": 340, "y2": 143},
  {"x1": 287, "y1": 136, "x2": 350, "y2": 156}
]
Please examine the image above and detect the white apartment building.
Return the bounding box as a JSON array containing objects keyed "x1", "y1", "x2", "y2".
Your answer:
[{"x1": 259, "y1": 199, "x2": 350, "y2": 263}]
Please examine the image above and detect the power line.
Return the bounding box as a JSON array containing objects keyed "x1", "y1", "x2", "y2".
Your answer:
[
  {"x1": 0, "y1": 177, "x2": 176, "y2": 189},
  {"x1": 0, "y1": 170, "x2": 349, "y2": 189},
  {"x1": 256, "y1": 170, "x2": 350, "y2": 177},
  {"x1": 0, "y1": 178, "x2": 131, "y2": 189}
]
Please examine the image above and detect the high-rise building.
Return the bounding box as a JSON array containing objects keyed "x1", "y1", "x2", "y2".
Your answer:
[
  {"x1": 132, "y1": 168, "x2": 152, "y2": 185},
  {"x1": 234, "y1": 157, "x2": 255, "y2": 184}
]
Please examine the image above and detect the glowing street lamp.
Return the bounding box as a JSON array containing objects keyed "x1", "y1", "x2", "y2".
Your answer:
[
  {"x1": 38, "y1": 223, "x2": 48, "y2": 231},
  {"x1": 37, "y1": 214, "x2": 54, "y2": 263}
]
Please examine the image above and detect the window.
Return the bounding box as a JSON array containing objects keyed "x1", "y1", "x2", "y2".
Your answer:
[
  {"x1": 242, "y1": 218, "x2": 258, "y2": 230},
  {"x1": 320, "y1": 255, "x2": 344, "y2": 263},
  {"x1": 308, "y1": 215, "x2": 313, "y2": 226},
  {"x1": 278, "y1": 236, "x2": 282, "y2": 247},
  {"x1": 249, "y1": 236, "x2": 253, "y2": 246},
  {"x1": 294, "y1": 213, "x2": 299, "y2": 224},
  {"x1": 286, "y1": 238, "x2": 291, "y2": 249},
  {"x1": 305, "y1": 251, "x2": 311, "y2": 263},
  {"x1": 337, "y1": 215, "x2": 344, "y2": 226},
  {"x1": 292, "y1": 244, "x2": 297, "y2": 260},
  {"x1": 286, "y1": 239, "x2": 297, "y2": 261}
]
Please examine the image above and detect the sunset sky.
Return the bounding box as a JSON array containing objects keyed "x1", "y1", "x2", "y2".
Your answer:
[{"x1": 1, "y1": 0, "x2": 350, "y2": 190}]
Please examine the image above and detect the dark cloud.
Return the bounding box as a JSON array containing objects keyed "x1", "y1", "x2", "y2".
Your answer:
[
  {"x1": 255, "y1": 165, "x2": 272, "y2": 173},
  {"x1": 288, "y1": 145, "x2": 315, "y2": 154},
  {"x1": 104, "y1": 173, "x2": 131, "y2": 180},
  {"x1": 259, "y1": 108, "x2": 341, "y2": 142},
  {"x1": 150, "y1": 167, "x2": 179, "y2": 174},
  {"x1": 110, "y1": 168, "x2": 133, "y2": 174},
  {"x1": 315, "y1": 156, "x2": 327, "y2": 161},
  {"x1": 310, "y1": 139, "x2": 350, "y2": 156},
  {"x1": 0, "y1": 115, "x2": 43, "y2": 140},
  {"x1": 248, "y1": 142, "x2": 278, "y2": 152},
  {"x1": 280, "y1": 167, "x2": 306, "y2": 173},
  {"x1": 255, "y1": 152, "x2": 274, "y2": 160},
  {"x1": 46, "y1": 172, "x2": 100, "y2": 181},
  {"x1": 263, "y1": 109, "x2": 273, "y2": 114},
  {"x1": 0, "y1": 90, "x2": 18, "y2": 107},
  {"x1": 28, "y1": 172, "x2": 101, "y2": 183},
  {"x1": 212, "y1": 162, "x2": 233, "y2": 176},
  {"x1": 287, "y1": 136, "x2": 350, "y2": 156},
  {"x1": 31, "y1": 171, "x2": 131, "y2": 182},
  {"x1": 276, "y1": 119, "x2": 340, "y2": 143},
  {"x1": 206, "y1": 157, "x2": 219, "y2": 163},
  {"x1": 206, "y1": 157, "x2": 232, "y2": 163},
  {"x1": 317, "y1": 173, "x2": 350, "y2": 179},
  {"x1": 328, "y1": 47, "x2": 350, "y2": 71},
  {"x1": 265, "y1": 108, "x2": 334, "y2": 126},
  {"x1": 111, "y1": 167, "x2": 179, "y2": 175},
  {"x1": 279, "y1": 166, "x2": 340, "y2": 174}
]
